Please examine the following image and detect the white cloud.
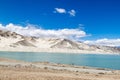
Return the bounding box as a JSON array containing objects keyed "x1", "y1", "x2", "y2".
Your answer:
[
  {"x1": 54, "y1": 8, "x2": 76, "y2": 16},
  {"x1": 68, "y1": 9, "x2": 76, "y2": 16},
  {"x1": 54, "y1": 8, "x2": 66, "y2": 14},
  {"x1": 84, "y1": 38, "x2": 120, "y2": 47},
  {"x1": 0, "y1": 23, "x2": 87, "y2": 40}
]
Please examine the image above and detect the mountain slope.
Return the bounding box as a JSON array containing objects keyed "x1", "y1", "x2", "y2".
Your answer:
[{"x1": 0, "y1": 29, "x2": 120, "y2": 54}]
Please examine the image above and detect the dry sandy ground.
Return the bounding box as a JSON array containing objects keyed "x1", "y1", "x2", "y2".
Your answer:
[
  {"x1": 0, "y1": 58, "x2": 120, "y2": 80},
  {"x1": 0, "y1": 46, "x2": 119, "y2": 55}
]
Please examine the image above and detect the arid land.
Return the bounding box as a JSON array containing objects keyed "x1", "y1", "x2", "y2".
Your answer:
[
  {"x1": 0, "y1": 58, "x2": 120, "y2": 80},
  {"x1": 0, "y1": 30, "x2": 120, "y2": 55}
]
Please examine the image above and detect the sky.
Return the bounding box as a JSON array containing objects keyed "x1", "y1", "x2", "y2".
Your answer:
[{"x1": 0, "y1": 0, "x2": 120, "y2": 46}]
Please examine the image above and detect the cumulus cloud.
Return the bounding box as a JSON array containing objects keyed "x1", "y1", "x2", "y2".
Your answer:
[
  {"x1": 54, "y1": 8, "x2": 66, "y2": 14},
  {"x1": 54, "y1": 8, "x2": 76, "y2": 16},
  {"x1": 68, "y1": 9, "x2": 76, "y2": 16},
  {"x1": 0, "y1": 23, "x2": 87, "y2": 40},
  {"x1": 84, "y1": 38, "x2": 120, "y2": 47}
]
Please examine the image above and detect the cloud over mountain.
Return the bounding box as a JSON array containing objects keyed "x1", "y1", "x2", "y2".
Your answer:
[
  {"x1": 0, "y1": 23, "x2": 87, "y2": 40},
  {"x1": 84, "y1": 38, "x2": 120, "y2": 47}
]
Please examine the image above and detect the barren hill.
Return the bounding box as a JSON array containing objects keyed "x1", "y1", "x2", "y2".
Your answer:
[{"x1": 0, "y1": 29, "x2": 119, "y2": 54}]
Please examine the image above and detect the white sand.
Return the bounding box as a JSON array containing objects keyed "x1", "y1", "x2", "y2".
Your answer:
[
  {"x1": 0, "y1": 36, "x2": 119, "y2": 54},
  {"x1": 0, "y1": 46, "x2": 117, "y2": 54}
]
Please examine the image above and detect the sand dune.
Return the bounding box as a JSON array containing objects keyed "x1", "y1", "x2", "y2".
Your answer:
[{"x1": 0, "y1": 29, "x2": 120, "y2": 54}]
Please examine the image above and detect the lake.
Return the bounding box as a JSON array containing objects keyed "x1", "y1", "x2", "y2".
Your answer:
[{"x1": 0, "y1": 51, "x2": 120, "y2": 70}]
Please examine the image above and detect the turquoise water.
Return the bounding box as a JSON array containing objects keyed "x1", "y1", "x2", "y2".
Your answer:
[{"x1": 0, "y1": 51, "x2": 120, "y2": 70}]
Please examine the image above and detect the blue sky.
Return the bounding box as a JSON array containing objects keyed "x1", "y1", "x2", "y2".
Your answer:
[{"x1": 0, "y1": 0, "x2": 120, "y2": 46}]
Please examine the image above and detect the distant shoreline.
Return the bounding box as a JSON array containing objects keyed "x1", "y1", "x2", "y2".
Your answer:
[{"x1": 0, "y1": 47, "x2": 119, "y2": 55}]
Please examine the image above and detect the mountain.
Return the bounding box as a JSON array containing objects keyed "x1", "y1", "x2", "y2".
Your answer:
[{"x1": 0, "y1": 29, "x2": 120, "y2": 54}]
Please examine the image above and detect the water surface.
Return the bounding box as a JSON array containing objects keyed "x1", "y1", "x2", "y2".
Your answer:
[{"x1": 0, "y1": 51, "x2": 120, "y2": 70}]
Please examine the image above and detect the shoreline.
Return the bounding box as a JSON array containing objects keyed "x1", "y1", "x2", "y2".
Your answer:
[
  {"x1": 0, "y1": 51, "x2": 120, "y2": 56},
  {"x1": 0, "y1": 58, "x2": 120, "y2": 80},
  {"x1": 0, "y1": 47, "x2": 119, "y2": 55},
  {"x1": 0, "y1": 57, "x2": 119, "y2": 72}
]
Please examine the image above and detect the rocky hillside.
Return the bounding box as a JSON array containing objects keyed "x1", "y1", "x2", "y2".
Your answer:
[{"x1": 0, "y1": 29, "x2": 120, "y2": 54}]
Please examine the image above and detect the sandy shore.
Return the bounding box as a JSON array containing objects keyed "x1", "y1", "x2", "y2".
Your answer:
[
  {"x1": 0, "y1": 47, "x2": 119, "y2": 55},
  {"x1": 0, "y1": 58, "x2": 120, "y2": 80}
]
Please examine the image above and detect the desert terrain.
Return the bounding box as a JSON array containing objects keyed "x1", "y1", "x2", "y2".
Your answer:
[
  {"x1": 0, "y1": 30, "x2": 120, "y2": 54},
  {"x1": 0, "y1": 58, "x2": 120, "y2": 80},
  {"x1": 0, "y1": 29, "x2": 120, "y2": 80}
]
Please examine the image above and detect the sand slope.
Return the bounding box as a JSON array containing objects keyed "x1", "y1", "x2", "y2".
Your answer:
[{"x1": 0, "y1": 30, "x2": 120, "y2": 54}]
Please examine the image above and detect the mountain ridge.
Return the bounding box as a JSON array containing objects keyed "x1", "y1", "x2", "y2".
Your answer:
[{"x1": 0, "y1": 29, "x2": 120, "y2": 54}]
